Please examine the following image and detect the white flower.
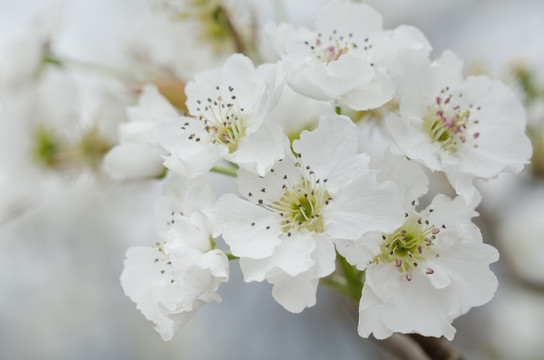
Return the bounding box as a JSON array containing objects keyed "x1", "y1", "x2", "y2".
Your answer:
[
  {"x1": 212, "y1": 114, "x2": 403, "y2": 312},
  {"x1": 387, "y1": 50, "x2": 532, "y2": 205},
  {"x1": 158, "y1": 54, "x2": 286, "y2": 177},
  {"x1": 353, "y1": 195, "x2": 498, "y2": 340},
  {"x1": 103, "y1": 85, "x2": 176, "y2": 180},
  {"x1": 266, "y1": 0, "x2": 430, "y2": 111},
  {"x1": 120, "y1": 212, "x2": 229, "y2": 341}
]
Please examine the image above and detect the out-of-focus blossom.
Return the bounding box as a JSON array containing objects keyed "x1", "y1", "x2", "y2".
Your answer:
[{"x1": 103, "y1": 84, "x2": 176, "y2": 180}]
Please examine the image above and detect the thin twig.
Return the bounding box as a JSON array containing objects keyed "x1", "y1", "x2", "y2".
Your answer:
[
  {"x1": 409, "y1": 334, "x2": 466, "y2": 360},
  {"x1": 219, "y1": 6, "x2": 246, "y2": 55},
  {"x1": 371, "y1": 334, "x2": 431, "y2": 360}
]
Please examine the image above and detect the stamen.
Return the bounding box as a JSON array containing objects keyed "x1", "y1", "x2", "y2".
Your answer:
[{"x1": 374, "y1": 213, "x2": 441, "y2": 278}]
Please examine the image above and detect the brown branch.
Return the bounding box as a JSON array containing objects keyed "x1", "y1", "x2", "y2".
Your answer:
[
  {"x1": 371, "y1": 334, "x2": 431, "y2": 360},
  {"x1": 409, "y1": 334, "x2": 466, "y2": 360},
  {"x1": 218, "y1": 6, "x2": 246, "y2": 55}
]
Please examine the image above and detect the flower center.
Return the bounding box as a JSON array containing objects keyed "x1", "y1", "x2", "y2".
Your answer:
[
  {"x1": 304, "y1": 30, "x2": 372, "y2": 65},
  {"x1": 274, "y1": 178, "x2": 329, "y2": 233},
  {"x1": 374, "y1": 212, "x2": 443, "y2": 281},
  {"x1": 257, "y1": 161, "x2": 332, "y2": 235},
  {"x1": 423, "y1": 87, "x2": 481, "y2": 152},
  {"x1": 189, "y1": 86, "x2": 247, "y2": 153}
]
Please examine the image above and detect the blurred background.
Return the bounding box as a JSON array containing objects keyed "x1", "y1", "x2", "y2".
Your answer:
[{"x1": 1, "y1": 0, "x2": 543, "y2": 359}]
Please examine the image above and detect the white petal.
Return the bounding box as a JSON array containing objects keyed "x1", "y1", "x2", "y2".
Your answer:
[
  {"x1": 221, "y1": 54, "x2": 261, "y2": 108},
  {"x1": 158, "y1": 119, "x2": 225, "y2": 178},
  {"x1": 118, "y1": 121, "x2": 156, "y2": 144},
  {"x1": 235, "y1": 153, "x2": 300, "y2": 204},
  {"x1": 165, "y1": 213, "x2": 211, "y2": 255},
  {"x1": 226, "y1": 121, "x2": 286, "y2": 176},
  {"x1": 444, "y1": 171, "x2": 482, "y2": 208},
  {"x1": 376, "y1": 150, "x2": 429, "y2": 206},
  {"x1": 335, "y1": 232, "x2": 382, "y2": 271},
  {"x1": 305, "y1": 55, "x2": 374, "y2": 99},
  {"x1": 287, "y1": 62, "x2": 331, "y2": 101},
  {"x1": 239, "y1": 232, "x2": 316, "y2": 281},
  {"x1": 293, "y1": 114, "x2": 363, "y2": 181},
  {"x1": 365, "y1": 264, "x2": 457, "y2": 340},
  {"x1": 341, "y1": 70, "x2": 395, "y2": 111},
  {"x1": 462, "y1": 75, "x2": 527, "y2": 128},
  {"x1": 316, "y1": 1, "x2": 382, "y2": 36},
  {"x1": 386, "y1": 113, "x2": 442, "y2": 171},
  {"x1": 380, "y1": 273, "x2": 457, "y2": 340},
  {"x1": 456, "y1": 120, "x2": 532, "y2": 178},
  {"x1": 195, "y1": 249, "x2": 230, "y2": 302},
  {"x1": 358, "y1": 284, "x2": 393, "y2": 339},
  {"x1": 212, "y1": 194, "x2": 282, "y2": 259},
  {"x1": 269, "y1": 271, "x2": 319, "y2": 313},
  {"x1": 428, "y1": 50, "x2": 464, "y2": 95},
  {"x1": 427, "y1": 234, "x2": 499, "y2": 315},
  {"x1": 120, "y1": 247, "x2": 197, "y2": 341},
  {"x1": 324, "y1": 173, "x2": 404, "y2": 239},
  {"x1": 379, "y1": 25, "x2": 432, "y2": 65},
  {"x1": 389, "y1": 50, "x2": 431, "y2": 116},
  {"x1": 127, "y1": 84, "x2": 178, "y2": 123},
  {"x1": 425, "y1": 194, "x2": 478, "y2": 225},
  {"x1": 154, "y1": 174, "x2": 216, "y2": 234},
  {"x1": 312, "y1": 235, "x2": 336, "y2": 277}
]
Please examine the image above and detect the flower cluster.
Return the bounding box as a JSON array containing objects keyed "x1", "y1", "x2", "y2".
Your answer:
[{"x1": 117, "y1": 0, "x2": 531, "y2": 342}]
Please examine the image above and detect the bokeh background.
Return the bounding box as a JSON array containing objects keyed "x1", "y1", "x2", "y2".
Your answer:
[{"x1": 1, "y1": 0, "x2": 543, "y2": 359}]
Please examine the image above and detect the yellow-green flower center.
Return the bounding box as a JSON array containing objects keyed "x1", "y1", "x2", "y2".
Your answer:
[
  {"x1": 255, "y1": 162, "x2": 332, "y2": 236},
  {"x1": 274, "y1": 179, "x2": 330, "y2": 233},
  {"x1": 422, "y1": 88, "x2": 481, "y2": 152},
  {"x1": 374, "y1": 214, "x2": 442, "y2": 281},
  {"x1": 190, "y1": 89, "x2": 247, "y2": 153}
]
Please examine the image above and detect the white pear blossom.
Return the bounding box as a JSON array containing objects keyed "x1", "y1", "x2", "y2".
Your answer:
[
  {"x1": 266, "y1": 0, "x2": 430, "y2": 111},
  {"x1": 121, "y1": 212, "x2": 229, "y2": 341},
  {"x1": 352, "y1": 195, "x2": 498, "y2": 340},
  {"x1": 212, "y1": 114, "x2": 404, "y2": 312},
  {"x1": 158, "y1": 54, "x2": 286, "y2": 177},
  {"x1": 387, "y1": 50, "x2": 532, "y2": 205},
  {"x1": 103, "y1": 85, "x2": 176, "y2": 180}
]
